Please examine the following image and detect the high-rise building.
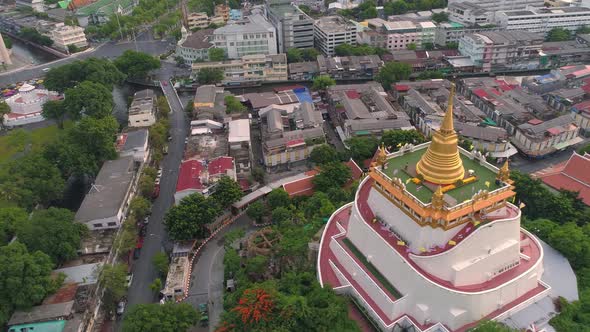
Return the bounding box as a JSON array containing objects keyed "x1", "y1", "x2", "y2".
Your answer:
[
  {"x1": 317, "y1": 84, "x2": 550, "y2": 331},
  {"x1": 212, "y1": 13, "x2": 277, "y2": 59},
  {"x1": 494, "y1": 6, "x2": 590, "y2": 35},
  {"x1": 0, "y1": 32, "x2": 12, "y2": 66},
  {"x1": 50, "y1": 23, "x2": 88, "y2": 52},
  {"x1": 265, "y1": 0, "x2": 314, "y2": 52},
  {"x1": 447, "y1": 0, "x2": 543, "y2": 12},
  {"x1": 313, "y1": 16, "x2": 357, "y2": 56}
]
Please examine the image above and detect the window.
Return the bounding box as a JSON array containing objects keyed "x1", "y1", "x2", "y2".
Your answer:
[
  {"x1": 93, "y1": 223, "x2": 103, "y2": 228},
  {"x1": 107, "y1": 222, "x2": 117, "y2": 226}
]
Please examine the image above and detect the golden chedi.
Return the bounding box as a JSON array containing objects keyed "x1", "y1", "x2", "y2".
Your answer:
[{"x1": 416, "y1": 83, "x2": 465, "y2": 185}]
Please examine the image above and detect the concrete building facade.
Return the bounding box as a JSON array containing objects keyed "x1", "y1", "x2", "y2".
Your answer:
[
  {"x1": 191, "y1": 53, "x2": 288, "y2": 85},
  {"x1": 313, "y1": 16, "x2": 357, "y2": 56},
  {"x1": 50, "y1": 23, "x2": 88, "y2": 52},
  {"x1": 266, "y1": 0, "x2": 314, "y2": 52},
  {"x1": 494, "y1": 6, "x2": 590, "y2": 35},
  {"x1": 212, "y1": 13, "x2": 277, "y2": 59},
  {"x1": 447, "y1": 0, "x2": 544, "y2": 12}
]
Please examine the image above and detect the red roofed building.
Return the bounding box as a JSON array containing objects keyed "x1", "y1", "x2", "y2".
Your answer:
[
  {"x1": 537, "y1": 152, "x2": 590, "y2": 206},
  {"x1": 174, "y1": 156, "x2": 236, "y2": 204},
  {"x1": 282, "y1": 170, "x2": 320, "y2": 197}
]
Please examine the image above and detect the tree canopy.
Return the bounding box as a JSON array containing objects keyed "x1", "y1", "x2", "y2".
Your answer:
[
  {"x1": 114, "y1": 50, "x2": 161, "y2": 79},
  {"x1": 208, "y1": 47, "x2": 226, "y2": 61},
  {"x1": 41, "y1": 100, "x2": 67, "y2": 129},
  {"x1": 431, "y1": 12, "x2": 449, "y2": 23},
  {"x1": 546, "y1": 27, "x2": 572, "y2": 42},
  {"x1": 334, "y1": 43, "x2": 387, "y2": 56},
  {"x1": 213, "y1": 176, "x2": 243, "y2": 209},
  {"x1": 346, "y1": 136, "x2": 379, "y2": 163},
  {"x1": 164, "y1": 193, "x2": 221, "y2": 240},
  {"x1": 43, "y1": 58, "x2": 125, "y2": 93},
  {"x1": 224, "y1": 95, "x2": 246, "y2": 113},
  {"x1": 312, "y1": 75, "x2": 336, "y2": 91},
  {"x1": 63, "y1": 81, "x2": 114, "y2": 120},
  {"x1": 247, "y1": 201, "x2": 265, "y2": 223},
  {"x1": 0, "y1": 207, "x2": 27, "y2": 246},
  {"x1": 375, "y1": 61, "x2": 412, "y2": 90},
  {"x1": 382, "y1": 129, "x2": 426, "y2": 151},
  {"x1": 17, "y1": 207, "x2": 86, "y2": 265},
  {"x1": 122, "y1": 302, "x2": 199, "y2": 332},
  {"x1": 313, "y1": 162, "x2": 352, "y2": 191},
  {"x1": 197, "y1": 67, "x2": 224, "y2": 84},
  {"x1": 267, "y1": 189, "x2": 291, "y2": 210},
  {"x1": 309, "y1": 144, "x2": 340, "y2": 165},
  {"x1": 0, "y1": 242, "x2": 56, "y2": 326},
  {"x1": 100, "y1": 264, "x2": 128, "y2": 312}
]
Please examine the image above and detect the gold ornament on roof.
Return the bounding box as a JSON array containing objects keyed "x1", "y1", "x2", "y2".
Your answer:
[
  {"x1": 497, "y1": 160, "x2": 510, "y2": 182},
  {"x1": 376, "y1": 143, "x2": 388, "y2": 167},
  {"x1": 416, "y1": 82, "x2": 465, "y2": 185},
  {"x1": 431, "y1": 185, "x2": 445, "y2": 210}
]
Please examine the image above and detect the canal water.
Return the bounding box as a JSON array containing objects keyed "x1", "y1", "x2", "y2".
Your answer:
[{"x1": 8, "y1": 37, "x2": 58, "y2": 65}]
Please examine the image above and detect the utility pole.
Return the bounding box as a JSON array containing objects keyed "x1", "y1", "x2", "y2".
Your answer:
[{"x1": 114, "y1": 4, "x2": 124, "y2": 41}]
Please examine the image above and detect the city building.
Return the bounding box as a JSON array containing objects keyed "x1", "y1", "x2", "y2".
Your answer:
[
  {"x1": 75, "y1": 156, "x2": 136, "y2": 230},
  {"x1": 265, "y1": 0, "x2": 314, "y2": 52},
  {"x1": 0, "y1": 32, "x2": 12, "y2": 66},
  {"x1": 434, "y1": 21, "x2": 500, "y2": 47},
  {"x1": 187, "y1": 12, "x2": 210, "y2": 30},
  {"x1": 116, "y1": 129, "x2": 150, "y2": 163},
  {"x1": 539, "y1": 41, "x2": 590, "y2": 69},
  {"x1": 16, "y1": 0, "x2": 44, "y2": 12},
  {"x1": 50, "y1": 23, "x2": 88, "y2": 52},
  {"x1": 215, "y1": 3, "x2": 230, "y2": 21},
  {"x1": 128, "y1": 89, "x2": 156, "y2": 127},
  {"x1": 8, "y1": 302, "x2": 81, "y2": 332},
  {"x1": 447, "y1": 1, "x2": 493, "y2": 26},
  {"x1": 317, "y1": 84, "x2": 550, "y2": 332},
  {"x1": 292, "y1": 0, "x2": 324, "y2": 11},
  {"x1": 162, "y1": 242, "x2": 193, "y2": 301},
  {"x1": 3, "y1": 83, "x2": 60, "y2": 127},
  {"x1": 571, "y1": 99, "x2": 590, "y2": 134},
  {"x1": 192, "y1": 85, "x2": 228, "y2": 121},
  {"x1": 535, "y1": 152, "x2": 590, "y2": 206},
  {"x1": 494, "y1": 7, "x2": 590, "y2": 36},
  {"x1": 174, "y1": 156, "x2": 236, "y2": 203},
  {"x1": 191, "y1": 53, "x2": 288, "y2": 86},
  {"x1": 459, "y1": 31, "x2": 543, "y2": 72},
  {"x1": 447, "y1": 0, "x2": 544, "y2": 12},
  {"x1": 261, "y1": 101, "x2": 326, "y2": 169},
  {"x1": 459, "y1": 77, "x2": 582, "y2": 157},
  {"x1": 288, "y1": 61, "x2": 319, "y2": 80},
  {"x1": 317, "y1": 54, "x2": 382, "y2": 79},
  {"x1": 229, "y1": 9, "x2": 242, "y2": 21},
  {"x1": 176, "y1": 27, "x2": 214, "y2": 63},
  {"x1": 228, "y1": 118, "x2": 252, "y2": 178},
  {"x1": 365, "y1": 18, "x2": 436, "y2": 51},
  {"x1": 212, "y1": 13, "x2": 277, "y2": 59},
  {"x1": 313, "y1": 16, "x2": 357, "y2": 56},
  {"x1": 326, "y1": 82, "x2": 412, "y2": 139}
]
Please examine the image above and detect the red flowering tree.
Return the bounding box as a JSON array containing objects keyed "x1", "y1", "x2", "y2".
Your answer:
[{"x1": 232, "y1": 288, "x2": 274, "y2": 325}]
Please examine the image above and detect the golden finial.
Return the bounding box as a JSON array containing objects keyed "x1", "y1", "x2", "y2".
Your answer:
[
  {"x1": 440, "y1": 83, "x2": 455, "y2": 135},
  {"x1": 431, "y1": 185, "x2": 445, "y2": 210},
  {"x1": 497, "y1": 160, "x2": 510, "y2": 182},
  {"x1": 376, "y1": 142, "x2": 387, "y2": 167}
]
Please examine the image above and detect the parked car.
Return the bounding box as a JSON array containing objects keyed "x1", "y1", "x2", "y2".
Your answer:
[
  {"x1": 116, "y1": 300, "x2": 126, "y2": 315},
  {"x1": 157, "y1": 167, "x2": 163, "y2": 177},
  {"x1": 152, "y1": 184, "x2": 160, "y2": 199},
  {"x1": 126, "y1": 273, "x2": 133, "y2": 287},
  {"x1": 139, "y1": 226, "x2": 147, "y2": 237},
  {"x1": 133, "y1": 247, "x2": 141, "y2": 260},
  {"x1": 143, "y1": 216, "x2": 149, "y2": 225},
  {"x1": 163, "y1": 145, "x2": 169, "y2": 155},
  {"x1": 198, "y1": 303, "x2": 209, "y2": 326}
]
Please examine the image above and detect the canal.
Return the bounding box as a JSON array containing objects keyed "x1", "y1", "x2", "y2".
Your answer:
[{"x1": 7, "y1": 36, "x2": 58, "y2": 66}]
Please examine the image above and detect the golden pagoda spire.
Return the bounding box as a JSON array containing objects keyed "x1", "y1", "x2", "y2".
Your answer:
[
  {"x1": 431, "y1": 185, "x2": 445, "y2": 210},
  {"x1": 415, "y1": 82, "x2": 465, "y2": 185}
]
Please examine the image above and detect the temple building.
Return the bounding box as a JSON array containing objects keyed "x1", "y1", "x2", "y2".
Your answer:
[{"x1": 317, "y1": 83, "x2": 551, "y2": 331}]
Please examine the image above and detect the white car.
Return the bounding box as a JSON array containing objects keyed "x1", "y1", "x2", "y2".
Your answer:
[
  {"x1": 126, "y1": 273, "x2": 133, "y2": 287},
  {"x1": 116, "y1": 301, "x2": 126, "y2": 315}
]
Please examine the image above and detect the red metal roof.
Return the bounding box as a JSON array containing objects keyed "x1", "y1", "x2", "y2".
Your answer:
[
  {"x1": 540, "y1": 153, "x2": 590, "y2": 206},
  {"x1": 546, "y1": 127, "x2": 563, "y2": 136},
  {"x1": 282, "y1": 170, "x2": 319, "y2": 197},
  {"x1": 43, "y1": 283, "x2": 78, "y2": 305},
  {"x1": 208, "y1": 156, "x2": 234, "y2": 176},
  {"x1": 345, "y1": 159, "x2": 363, "y2": 180},
  {"x1": 286, "y1": 138, "x2": 305, "y2": 147},
  {"x1": 176, "y1": 159, "x2": 204, "y2": 192},
  {"x1": 394, "y1": 84, "x2": 411, "y2": 92},
  {"x1": 345, "y1": 90, "x2": 361, "y2": 99},
  {"x1": 473, "y1": 88, "x2": 488, "y2": 98},
  {"x1": 273, "y1": 85, "x2": 304, "y2": 92},
  {"x1": 527, "y1": 118, "x2": 543, "y2": 125},
  {"x1": 573, "y1": 99, "x2": 590, "y2": 113}
]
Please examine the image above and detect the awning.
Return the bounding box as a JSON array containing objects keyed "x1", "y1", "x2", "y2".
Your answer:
[
  {"x1": 355, "y1": 130, "x2": 371, "y2": 136},
  {"x1": 488, "y1": 144, "x2": 519, "y2": 158},
  {"x1": 554, "y1": 136, "x2": 583, "y2": 150}
]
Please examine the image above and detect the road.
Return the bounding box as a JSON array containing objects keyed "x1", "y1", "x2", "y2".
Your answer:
[
  {"x1": 184, "y1": 214, "x2": 256, "y2": 332},
  {"x1": 121, "y1": 80, "x2": 188, "y2": 320},
  {"x1": 0, "y1": 30, "x2": 174, "y2": 86}
]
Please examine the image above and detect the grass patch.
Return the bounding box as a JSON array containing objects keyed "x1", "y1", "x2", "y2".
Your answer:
[
  {"x1": 342, "y1": 238, "x2": 402, "y2": 299},
  {"x1": 0, "y1": 122, "x2": 71, "y2": 164}
]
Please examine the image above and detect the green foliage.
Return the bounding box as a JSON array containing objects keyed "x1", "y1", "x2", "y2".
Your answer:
[
  {"x1": 303, "y1": 192, "x2": 336, "y2": 219},
  {"x1": 334, "y1": 43, "x2": 385, "y2": 56},
  {"x1": 422, "y1": 42, "x2": 434, "y2": 50},
  {"x1": 156, "y1": 96, "x2": 171, "y2": 118},
  {"x1": 67, "y1": 116, "x2": 119, "y2": 165},
  {"x1": 267, "y1": 189, "x2": 291, "y2": 210},
  {"x1": 2, "y1": 34, "x2": 12, "y2": 49},
  {"x1": 43, "y1": 58, "x2": 125, "y2": 93},
  {"x1": 0, "y1": 207, "x2": 27, "y2": 246},
  {"x1": 63, "y1": 81, "x2": 114, "y2": 120},
  {"x1": 224, "y1": 228, "x2": 245, "y2": 248},
  {"x1": 224, "y1": 248, "x2": 241, "y2": 279},
  {"x1": 246, "y1": 201, "x2": 265, "y2": 223},
  {"x1": 208, "y1": 47, "x2": 226, "y2": 61},
  {"x1": 213, "y1": 176, "x2": 243, "y2": 209},
  {"x1": 17, "y1": 207, "x2": 85, "y2": 265},
  {"x1": 149, "y1": 278, "x2": 162, "y2": 293},
  {"x1": 446, "y1": 42, "x2": 459, "y2": 49},
  {"x1": 115, "y1": 219, "x2": 137, "y2": 257},
  {"x1": 67, "y1": 44, "x2": 80, "y2": 54},
  {"x1": 577, "y1": 25, "x2": 590, "y2": 35},
  {"x1": 149, "y1": 119, "x2": 170, "y2": 151},
  {"x1": 431, "y1": 12, "x2": 449, "y2": 23},
  {"x1": 406, "y1": 42, "x2": 417, "y2": 50},
  {"x1": 375, "y1": 61, "x2": 412, "y2": 90},
  {"x1": 122, "y1": 302, "x2": 199, "y2": 332},
  {"x1": 546, "y1": 27, "x2": 572, "y2": 42},
  {"x1": 138, "y1": 174, "x2": 156, "y2": 198},
  {"x1": 114, "y1": 50, "x2": 161, "y2": 79},
  {"x1": 197, "y1": 67, "x2": 224, "y2": 84},
  {"x1": 469, "y1": 320, "x2": 519, "y2": 331},
  {"x1": 346, "y1": 136, "x2": 379, "y2": 163},
  {"x1": 129, "y1": 196, "x2": 152, "y2": 220},
  {"x1": 301, "y1": 48, "x2": 320, "y2": 61},
  {"x1": 0, "y1": 152, "x2": 65, "y2": 210},
  {"x1": 272, "y1": 207, "x2": 292, "y2": 223},
  {"x1": 287, "y1": 48, "x2": 303, "y2": 63},
  {"x1": 18, "y1": 27, "x2": 53, "y2": 46},
  {"x1": 313, "y1": 162, "x2": 352, "y2": 191},
  {"x1": 298, "y1": 4, "x2": 311, "y2": 14},
  {"x1": 309, "y1": 144, "x2": 340, "y2": 165},
  {"x1": 0, "y1": 101, "x2": 10, "y2": 129},
  {"x1": 312, "y1": 75, "x2": 336, "y2": 91},
  {"x1": 0, "y1": 242, "x2": 55, "y2": 326},
  {"x1": 164, "y1": 193, "x2": 221, "y2": 240},
  {"x1": 251, "y1": 167, "x2": 265, "y2": 184},
  {"x1": 224, "y1": 95, "x2": 246, "y2": 113},
  {"x1": 381, "y1": 129, "x2": 426, "y2": 151},
  {"x1": 417, "y1": 70, "x2": 445, "y2": 79},
  {"x1": 41, "y1": 100, "x2": 67, "y2": 129},
  {"x1": 245, "y1": 255, "x2": 269, "y2": 279},
  {"x1": 100, "y1": 264, "x2": 128, "y2": 311}
]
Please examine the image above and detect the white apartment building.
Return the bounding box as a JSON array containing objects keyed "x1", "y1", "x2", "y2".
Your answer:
[
  {"x1": 365, "y1": 18, "x2": 435, "y2": 51},
  {"x1": 187, "y1": 12, "x2": 210, "y2": 30},
  {"x1": 314, "y1": 16, "x2": 357, "y2": 56},
  {"x1": 192, "y1": 53, "x2": 288, "y2": 84},
  {"x1": 266, "y1": 1, "x2": 314, "y2": 52},
  {"x1": 50, "y1": 23, "x2": 88, "y2": 52},
  {"x1": 447, "y1": 0, "x2": 544, "y2": 12},
  {"x1": 494, "y1": 6, "x2": 590, "y2": 35},
  {"x1": 447, "y1": 1, "x2": 493, "y2": 26},
  {"x1": 128, "y1": 89, "x2": 156, "y2": 127},
  {"x1": 212, "y1": 13, "x2": 277, "y2": 59}
]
